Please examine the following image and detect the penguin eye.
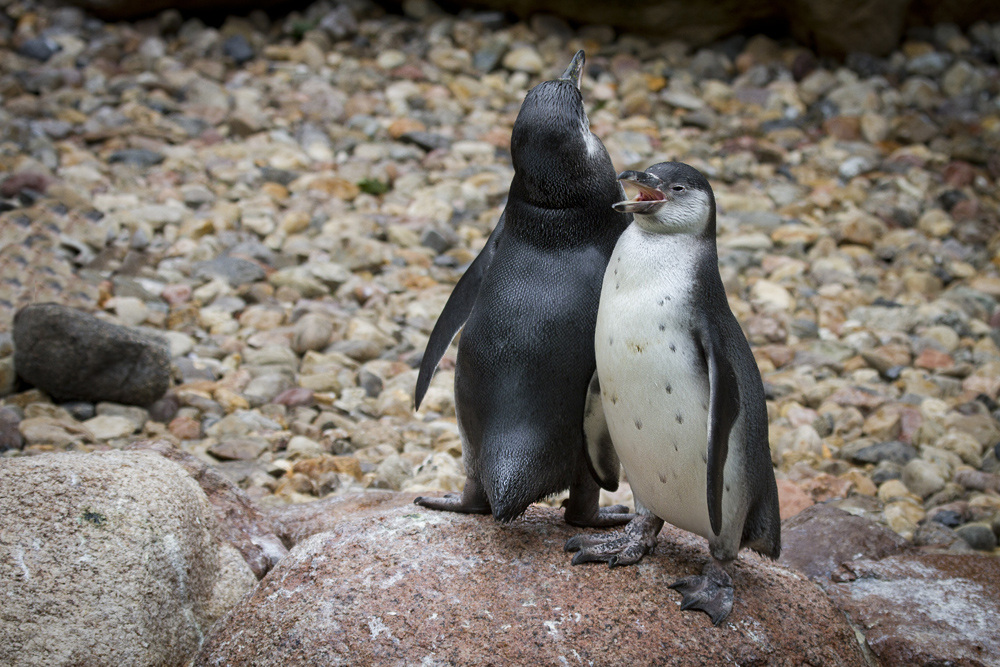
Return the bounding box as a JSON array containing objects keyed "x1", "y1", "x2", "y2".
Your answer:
[{"x1": 671, "y1": 185, "x2": 685, "y2": 192}]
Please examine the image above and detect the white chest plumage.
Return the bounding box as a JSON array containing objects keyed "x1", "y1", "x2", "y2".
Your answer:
[{"x1": 595, "y1": 226, "x2": 718, "y2": 539}]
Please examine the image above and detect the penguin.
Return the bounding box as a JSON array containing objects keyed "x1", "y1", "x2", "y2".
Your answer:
[
  {"x1": 413, "y1": 51, "x2": 633, "y2": 527},
  {"x1": 565, "y1": 162, "x2": 781, "y2": 625}
]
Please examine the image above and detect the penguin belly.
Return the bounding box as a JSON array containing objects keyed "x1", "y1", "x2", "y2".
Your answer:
[
  {"x1": 597, "y1": 301, "x2": 714, "y2": 538},
  {"x1": 595, "y1": 233, "x2": 740, "y2": 542}
]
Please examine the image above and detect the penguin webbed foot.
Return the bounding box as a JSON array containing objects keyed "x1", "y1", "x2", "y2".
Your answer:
[
  {"x1": 413, "y1": 493, "x2": 492, "y2": 514},
  {"x1": 414, "y1": 478, "x2": 492, "y2": 515},
  {"x1": 563, "y1": 503, "x2": 634, "y2": 528},
  {"x1": 564, "y1": 514, "x2": 663, "y2": 567},
  {"x1": 669, "y1": 559, "x2": 734, "y2": 626}
]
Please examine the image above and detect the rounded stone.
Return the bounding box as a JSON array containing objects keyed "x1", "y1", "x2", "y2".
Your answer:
[
  {"x1": 0, "y1": 451, "x2": 256, "y2": 666},
  {"x1": 191, "y1": 500, "x2": 868, "y2": 666},
  {"x1": 954, "y1": 523, "x2": 998, "y2": 551},
  {"x1": 13, "y1": 304, "x2": 170, "y2": 407},
  {"x1": 902, "y1": 459, "x2": 947, "y2": 498}
]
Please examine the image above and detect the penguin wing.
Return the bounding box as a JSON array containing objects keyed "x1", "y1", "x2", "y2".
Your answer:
[
  {"x1": 697, "y1": 319, "x2": 741, "y2": 536},
  {"x1": 414, "y1": 213, "x2": 505, "y2": 409},
  {"x1": 583, "y1": 370, "x2": 620, "y2": 491}
]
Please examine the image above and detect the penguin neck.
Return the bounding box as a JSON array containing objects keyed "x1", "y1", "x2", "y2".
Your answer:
[
  {"x1": 633, "y1": 208, "x2": 718, "y2": 243},
  {"x1": 504, "y1": 176, "x2": 624, "y2": 248}
]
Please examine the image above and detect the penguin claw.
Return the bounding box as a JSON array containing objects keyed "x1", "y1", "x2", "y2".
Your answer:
[
  {"x1": 668, "y1": 562, "x2": 734, "y2": 626},
  {"x1": 564, "y1": 514, "x2": 662, "y2": 566}
]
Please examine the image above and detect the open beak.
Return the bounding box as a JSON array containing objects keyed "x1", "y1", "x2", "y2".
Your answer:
[
  {"x1": 560, "y1": 50, "x2": 585, "y2": 90},
  {"x1": 613, "y1": 170, "x2": 669, "y2": 214}
]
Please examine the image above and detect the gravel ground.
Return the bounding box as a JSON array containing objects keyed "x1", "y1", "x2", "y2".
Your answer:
[{"x1": 1, "y1": 0, "x2": 999, "y2": 554}]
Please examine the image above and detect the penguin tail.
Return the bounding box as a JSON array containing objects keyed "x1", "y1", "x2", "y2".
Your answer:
[
  {"x1": 478, "y1": 432, "x2": 570, "y2": 523},
  {"x1": 742, "y1": 490, "x2": 782, "y2": 560},
  {"x1": 482, "y1": 471, "x2": 535, "y2": 523}
]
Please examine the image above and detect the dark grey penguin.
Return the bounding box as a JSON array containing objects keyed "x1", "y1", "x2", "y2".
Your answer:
[
  {"x1": 565, "y1": 162, "x2": 780, "y2": 625},
  {"x1": 413, "y1": 51, "x2": 633, "y2": 526}
]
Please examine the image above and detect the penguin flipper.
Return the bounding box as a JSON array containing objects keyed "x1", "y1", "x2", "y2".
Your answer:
[
  {"x1": 582, "y1": 370, "x2": 620, "y2": 491},
  {"x1": 698, "y1": 321, "x2": 740, "y2": 537},
  {"x1": 414, "y1": 213, "x2": 505, "y2": 409}
]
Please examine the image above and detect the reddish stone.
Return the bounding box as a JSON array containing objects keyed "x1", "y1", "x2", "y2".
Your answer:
[
  {"x1": 896, "y1": 406, "x2": 923, "y2": 444},
  {"x1": 828, "y1": 386, "x2": 889, "y2": 410},
  {"x1": 942, "y1": 160, "x2": 975, "y2": 188},
  {"x1": 826, "y1": 553, "x2": 1000, "y2": 666},
  {"x1": 800, "y1": 473, "x2": 854, "y2": 503},
  {"x1": 273, "y1": 387, "x2": 315, "y2": 407},
  {"x1": 0, "y1": 172, "x2": 51, "y2": 197},
  {"x1": 780, "y1": 504, "x2": 909, "y2": 582},
  {"x1": 168, "y1": 415, "x2": 202, "y2": 440},
  {"x1": 950, "y1": 197, "x2": 979, "y2": 222},
  {"x1": 953, "y1": 469, "x2": 1000, "y2": 494},
  {"x1": 823, "y1": 116, "x2": 861, "y2": 141},
  {"x1": 480, "y1": 126, "x2": 512, "y2": 149},
  {"x1": 758, "y1": 344, "x2": 796, "y2": 368},
  {"x1": 388, "y1": 64, "x2": 426, "y2": 80},
  {"x1": 162, "y1": 284, "x2": 193, "y2": 306},
  {"x1": 126, "y1": 440, "x2": 287, "y2": 579},
  {"x1": 195, "y1": 495, "x2": 868, "y2": 667},
  {"x1": 914, "y1": 348, "x2": 954, "y2": 370},
  {"x1": 777, "y1": 478, "x2": 814, "y2": 520}
]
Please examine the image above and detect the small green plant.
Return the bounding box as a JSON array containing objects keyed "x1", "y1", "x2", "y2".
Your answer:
[{"x1": 358, "y1": 178, "x2": 390, "y2": 195}]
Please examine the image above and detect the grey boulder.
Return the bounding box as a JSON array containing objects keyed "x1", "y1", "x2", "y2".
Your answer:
[
  {"x1": 13, "y1": 303, "x2": 170, "y2": 406},
  {"x1": 0, "y1": 451, "x2": 256, "y2": 667}
]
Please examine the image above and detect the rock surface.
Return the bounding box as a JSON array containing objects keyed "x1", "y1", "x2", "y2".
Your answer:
[
  {"x1": 826, "y1": 552, "x2": 1000, "y2": 666},
  {"x1": 126, "y1": 439, "x2": 288, "y2": 577},
  {"x1": 779, "y1": 503, "x2": 910, "y2": 580},
  {"x1": 13, "y1": 304, "x2": 170, "y2": 406},
  {"x1": 0, "y1": 451, "x2": 256, "y2": 667},
  {"x1": 781, "y1": 500, "x2": 1000, "y2": 666},
  {"x1": 194, "y1": 494, "x2": 866, "y2": 666}
]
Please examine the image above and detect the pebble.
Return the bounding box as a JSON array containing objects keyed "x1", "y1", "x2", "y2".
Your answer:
[
  {"x1": 954, "y1": 523, "x2": 998, "y2": 551},
  {"x1": 82, "y1": 415, "x2": 136, "y2": 440},
  {"x1": 0, "y1": 2, "x2": 998, "y2": 557},
  {"x1": 223, "y1": 34, "x2": 255, "y2": 64},
  {"x1": 108, "y1": 149, "x2": 165, "y2": 168},
  {"x1": 0, "y1": 407, "x2": 23, "y2": 451},
  {"x1": 849, "y1": 440, "x2": 918, "y2": 466},
  {"x1": 502, "y1": 47, "x2": 544, "y2": 73},
  {"x1": 209, "y1": 437, "x2": 269, "y2": 461},
  {"x1": 285, "y1": 435, "x2": 325, "y2": 459},
  {"x1": 292, "y1": 314, "x2": 335, "y2": 354},
  {"x1": 902, "y1": 459, "x2": 947, "y2": 498},
  {"x1": 17, "y1": 37, "x2": 59, "y2": 61}
]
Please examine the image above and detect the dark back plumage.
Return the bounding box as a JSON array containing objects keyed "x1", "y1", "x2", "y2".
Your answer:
[{"x1": 448, "y1": 64, "x2": 631, "y2": 520}]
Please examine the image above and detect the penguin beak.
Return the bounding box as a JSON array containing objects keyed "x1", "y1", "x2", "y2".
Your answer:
[
  {"x1": 613, "y1": 170, "x2": 668, "y2": 214},
  {"x1": 559, "y1": 50, "x2": 585, "y2": 90}
]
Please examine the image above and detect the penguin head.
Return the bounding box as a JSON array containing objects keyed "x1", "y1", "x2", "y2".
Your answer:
[
  {"x1": 510, "y1": 51, "x2": 611, "y2": 207},
  {"x1": 613, "y1": 162, "x2": 716, "y2": 237}
]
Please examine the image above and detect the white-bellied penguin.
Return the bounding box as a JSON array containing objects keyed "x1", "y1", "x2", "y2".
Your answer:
[
  {"x1": 413, "y1": 51, "x2": 633, "y2": 526},
  {"x1": 565, "y1": 162, "x2": 781, "y2": 625}
]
